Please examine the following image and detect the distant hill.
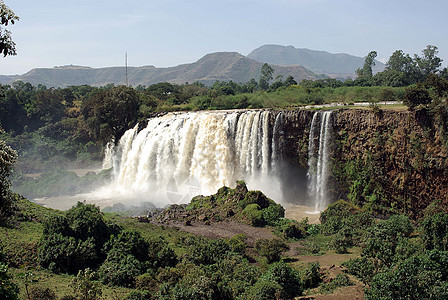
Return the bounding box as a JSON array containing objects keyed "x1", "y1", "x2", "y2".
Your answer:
[
  {"x1": 0, "y1": 52, "x2": 317, "y2": 88},
  {"x1": 247, "y1": 45, "x2": 385, "y2": 78}
]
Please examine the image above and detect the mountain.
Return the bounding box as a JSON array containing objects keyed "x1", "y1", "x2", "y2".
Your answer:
[
  {"x1": 0, "y1": 52, "x2": 317, "y2": 88},
  {"x1": 247, "y1": 45, "x2": 385, "y2": 78}
]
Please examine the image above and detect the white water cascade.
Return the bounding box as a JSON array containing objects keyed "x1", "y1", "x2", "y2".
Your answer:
[
  {"x1": 307, "y1": 111, "x2": 333, "y2": 211},
  {"x1": 97, "y1": 110, "x2": 284, "y2": 207}
]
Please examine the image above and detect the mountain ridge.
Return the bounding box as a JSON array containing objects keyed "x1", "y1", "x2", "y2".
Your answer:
[
  {"x1": 247, "y1": 44, "x2": 385, "y2": 77},
  {"x1": 0, "y1": 52, "x2": 317, "y2": 88}
]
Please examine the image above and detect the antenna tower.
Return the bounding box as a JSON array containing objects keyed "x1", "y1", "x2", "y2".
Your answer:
[{"x1": 125, "y1": 52, "x2": 129, "y2": 86}]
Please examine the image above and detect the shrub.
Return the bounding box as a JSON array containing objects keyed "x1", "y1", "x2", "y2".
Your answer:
[
  {"x1": 238, "y1": 190, "x2": 270, "y2": 209},
  {"x1": 186, "y1": 237, "x2": 230, "y2": 265},
  {"x1": 403, "y1": 85, "x2": 432, "y2": 110},
  {"x1": 135, "y1": 273, "x2": 158, "y2": 292},
  {"x1": 66, "y1": 202, "x2": 112, "y2": 248},
  {"x1": 29, "y1": 286, "x2": 57, "y2": 300},
  {"x1": 320, "y1": 200, "x2": 360, "y2": 235},
  {"x1": 261, "y1": 260, "x2": 303, "y2": 298},
  {"x1": 342, "y1": 257, "x2": 376, "y2": 283},
  {"x1": 104, "y1": 230, "x2": 149, "y2": 262},
  {"x1": 319, "y1": 273, "x2": 352, "y2": 293},
  {"x1": 255, "y1": 239, "x2": 289, "y2": 263},
  {"x1": 0, "y1": 262, "x2": 19, "y2": 300},
  {"x1": 125, "y1": 290, "x2": 151, "y2": 300},
  {"x1": 420, "y1": 211, "x2": 448, "y2": 251},
  {"x1": 69, "y1": 269, "x2": 102, "y2": 300},
  {"x1": 242, "y1": 204, "x2": 264, "y2": 226},
  {"x1": 227, "y1": 234, "x2": 247, "y2": 254},
  {"x1": 245, "y1": 280, "x2": 283, "y2": 300},
  {"x1": 38, "y1": 233, "x2": 97, "y2": 273},
  {"x1": 262, "y1": 204, "x2": 285, "y2": 226},
  {"x1": 301, "y1": 261, "x2": 321, "y2": 289},
  {"x1": 330, "y1": 227, "x2": 353, "y2": 254},
  {"x1": 99, "y1": 250, "x2": 144, "y2": 287}
]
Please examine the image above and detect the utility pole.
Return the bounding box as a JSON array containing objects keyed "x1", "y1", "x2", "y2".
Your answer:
[{"x1": 125, "y1": 52, "x2": 129, "y2": 87}]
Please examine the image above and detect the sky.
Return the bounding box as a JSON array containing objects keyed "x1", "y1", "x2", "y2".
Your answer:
[{"x1": 1, "y1": 0, "x2": 447, "y2": 75}]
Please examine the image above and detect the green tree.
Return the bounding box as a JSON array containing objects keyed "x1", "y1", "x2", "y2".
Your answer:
[
  {"x1": 415, "y1": 45, "x2": 443, "y2": 77},
  {"x1": 0, "y1": 127, "x2": 17, "y2": 224},
  {"x1": 403, "y1": 85, "x2": 432, "y2": 110},
  {"x1": 259, "y1": 63, "x2": 274, "y2": 90},
  {"x1": 81, "y1": 85, "x2": 139, "y2": 142},
  {"x1": 0, "y1": 1, "x2": 19, "y2": 57},
  {"x1": 356, "y1": 51, "x2": 377, "y2": 79}
]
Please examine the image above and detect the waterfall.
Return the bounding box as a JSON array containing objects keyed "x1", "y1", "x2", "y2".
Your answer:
[
  {"x1": 307, "y1": 111, "x2": 332, "y2": 211},
  {"x1": 98, "y1": 110, "x2": 284, "y2": 206},
  {"x1": 102, "y1": 140, "x2": 116, "y2": 170}
]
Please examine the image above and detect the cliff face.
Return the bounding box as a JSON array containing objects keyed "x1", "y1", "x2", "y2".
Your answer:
[{"x1": 280, "y1": 108, "x2": 448, "y2": 217}]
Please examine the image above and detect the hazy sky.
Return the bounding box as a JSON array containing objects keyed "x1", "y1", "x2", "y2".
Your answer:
[{"x1": 1, "y1": 0, "x2": 447, "y2": 75}]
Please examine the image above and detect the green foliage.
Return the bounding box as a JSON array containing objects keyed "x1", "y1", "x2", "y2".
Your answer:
[
  {"x1": 255, "y1": 238, "x2": 289, "y2": 263},
  {"x1": 242, "y1": 203, "x2": 264, "y2": 226},
  {"x1": 0, "y1": 257, "x2": 19, "y2": 300},
  {"x1": 319, "y1": 273, "x2": 352, "y2": 294},
  {"x1": 342, "y1": 257, "x2": 376, "y2": 284},
  {"x1": 239, "y1": 190, "x2": 270, "y2": 209},
  {"x1": 0, "y1": 0, "x2": 19, "y2": 57},
  {"x1": 0, "y1": 132, "x2": 18, "y2": 225},
  {"x1": 365, "y1": 250, "x2": 448, "y2": 300},
  {"x1": 104, "y1": 230, "x2": 149, "y2": 262},
  {"x1": 245, "y1": 279, "x2": 282, "y2": 300},
  {"x1": 29, "y1": 286, "x2": 57, "y2": 300},
  {"x1": 262, "y1": 203, "x2": 285, "y2": 226},
  {"x1": 301, "y1": 261, "x2": 321, "y2": 289},
  {"x1": 403, "y1": 85, "x2": 432, "y2": 109},
  {"x1": 39, "y1": 202, "x2": 118, "y2": 273},
  {"x1": 226, "y1": 234, "x2": 247, "y2": 254},
  {"x1": 38, "y1": 233, "x2": 98, "y2": 273},
  {"x1": 319, "y1": 200, "x2": 360, "y2": 235},
  {"x1": 125, "y1": 290, "x2": 151, "y2": 300},
  {"x1": 98, "y1": 249, "x2": 144, "y2": 287},
  {"x1": 260, "y1": 260, "x2": 303, "y2": 298},
  {"x1": 70, "y1": 268, "x2": 102, "y2": 300},
  {"x1": 420, "y1": 211, "x2": 448, "y2": 251},
  {"x1": 185, "y1": 237, "x2": 231, "y2": 265}
]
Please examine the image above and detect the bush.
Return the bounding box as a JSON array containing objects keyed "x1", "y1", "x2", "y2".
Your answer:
[
  {"x1": 238, "y1": 190, "x2": 270, "y2": 209},
  {"x1": 262, "y1": 204, "x2": 285, "y2": 226},
  {"x1": 342, "y1": 257, "x2": 376, "y2": 283},
  {"x1": 0, "y1": 262, "x2": 19, "y2": 300},
  {"x1": 242, "y1": 204, "x2": 264, "y2": 226},
  {"x1": 69, "y1": 269, "x2": 102, "y2": 300},
  {"x1": 125, "y1": 290, "x2": 151, "y2": 300},
  {"x1": 186, "y1": 237, "x2": 230, "y2": 265},
  {"x1": 255, "y1": 239, "x2": 289, "y2": 263},
  {"x1": 29, "y1": 286, "x2": 57, "y2": 300},
  {"x1": 261, "y1": 260, "x2": 303, "y2": 298},
  {"x1": 227, "y1": 234, "x2": 247, "y2": 254},
  {"x1": 245, "y1": 280, "x2": 283, "y2": 300},
  {"x1": 420, "y1": 211, "x2": 448, "y2": 251},
  {"x1": 403, "y1": 85, "x2": 432, "y2": 109},
  {"x1": 38, "y1": 233, "x2": 97, "y2": 273},
  {"x1": 98, "y1": 250, "x2": 144, "y2": 287},
  {"x1": 301, "y1": 261, "x2": 321, "y2": 289},
  {"x1": 320, "y1": 200, "x2": 360, "y2": 235},
  {"x1": 319, "y1": 273, "x2": 352, "y2": 293},
  {"x1": 104, "y1": 230, "x2": 149, "y2": 262},
  {"x1": 330, "y1": 227, "x2": 353, "y2": 254}
]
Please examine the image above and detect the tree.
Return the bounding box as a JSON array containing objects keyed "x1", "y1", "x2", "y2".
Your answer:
[
  {"x1": 0, "y1": 1, "x2": 19, "y2": 57},
  {"x1": 356, "y1": 51, "x2": 377, "y2": 79},
  {"x1": 259, "y1": 63, "x2": 274, "y2": 90},
  {"x1": 81, "y1": 85, "x2": 139, "y2": 142},
  {"x1": 403, "y1": 85, "x2": 432, "y2": 110},
  {"x1": 415, "y1": 45, "x2": 442, "y2": 77},
  {"x1": 0, "y1": 127, "x2": 17, "y2": 224}
]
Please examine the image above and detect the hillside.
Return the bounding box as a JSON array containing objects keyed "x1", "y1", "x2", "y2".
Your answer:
[
  {"x1": 0, "y1": 52, "x2": 317, "y2": 88},
  {"x1": 247, "y1": 44, "x2": 385, "y2": 77}
]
